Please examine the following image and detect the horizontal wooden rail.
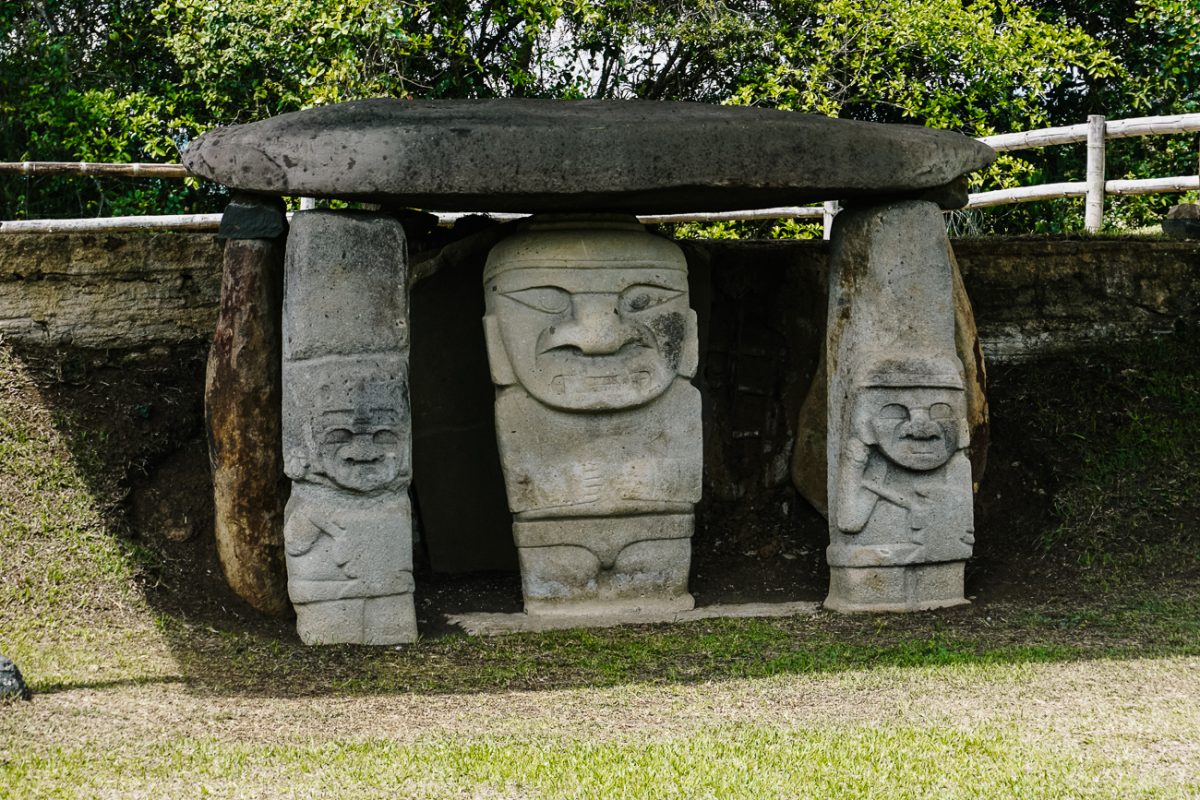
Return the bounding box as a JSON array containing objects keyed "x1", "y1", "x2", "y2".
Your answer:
[
  {"x1": 967, "y1": 175, "x2": 1200, "y2": 208},
  {"x1": 979, "y1": 113, "x2": 1200, "y2": 152},
  {"x1": 0, "y1": 207, "x2": 827, "y2": 233},
  {"x1": 0, "y1": 161, "x2": 189, "y2": 178},
  {"x1": 0, "y1": 213, "x2": 222, "y2": 233},
  {"x1": 1105, "y1": 175, "x2": 1200, "y2": 195},
  {"x1": 4, "y1": 176, "x2": 1198, "y2": 233},
  {"x1": 967, "y1": 182, "x2": 1087, "y2": 208},
  {"x1": 639, "y1": 206, "x2": 825, "y2": 224}
]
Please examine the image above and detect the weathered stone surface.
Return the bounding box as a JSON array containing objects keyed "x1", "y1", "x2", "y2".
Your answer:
[
  {"x1": 954, "y1": 238, "x2": 1200, "y2": 361},
  {"x1": 206, "y1": 229, "x2": 290, "y2": 617},
  {"x1": 824, "y1": 200, "x2": 975, "y2": 612},
  {"x1": 183, "y1": 99, "x2": 995, "y2": 213},
  {"x1": 484, "y1": 215, "x2": 702, "y2": 615},
  {"x1": 5, "y1": 229, "x2": 1190, "y2": 362},
  {"x1": 282, "y1": 210, "x2": 416, "y2": 644},
  {"x1": 1164, "y1": 204, "x2": 1200, "y2": 240},
  {"x1": 285, "y1": 483, "x2": 416, "y2": 645},
  {"x1": 218, "y1": 193, "x2": 288, "y2": 240},
  {"x1": 792, "y1": 238, "x2": 988, "y2": 515},
  {"x1": 282, "y1": 213, "x2": 408, "y2": 361},
  {"x1": 0, "y1": 232, "x2": 221, "y2": 348},
  {"x1": 450, "y1": 600, "x2": 819, "y2": 636},
  {"x1": 0, "y1": 655, "x2": 30, "y2": 701},
  {"x1": 6, "y1": 230, "x2": 1193, "y2": 573}
]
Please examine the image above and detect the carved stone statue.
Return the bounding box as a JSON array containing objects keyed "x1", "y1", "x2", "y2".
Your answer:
[
  {"x1": 825, "y1": 201, "x2": 975, "y2": 612},
  {"x1": 281, "y1": 211, "x2": 417, "y2": 643},
  {"x1": 828, "y1": 356, "x2": 975, "y2": 608},
  {"x1": 483, "y1": 215, "x2": 702, "y2": 616}
]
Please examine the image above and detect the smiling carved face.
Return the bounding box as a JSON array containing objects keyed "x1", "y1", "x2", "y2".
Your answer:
[
  {"x1": 862, "y1": 387, "x2": 964, "y2": 471},
  {"x1": 315, "y1": 409, "x2": 405, "y2": 492}
]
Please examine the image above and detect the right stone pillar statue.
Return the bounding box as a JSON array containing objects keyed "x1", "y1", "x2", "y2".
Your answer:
[
  {"x1": 825, "y1": 200, "x2": 975, "y2": 612},
  {"x1": 482, "y1": 215, "x2": 702, "y2": 616}
]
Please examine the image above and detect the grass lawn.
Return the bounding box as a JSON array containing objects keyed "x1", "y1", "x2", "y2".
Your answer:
[{"x1": 2, "y1": 329, "x2": 1199, "y2": 799}]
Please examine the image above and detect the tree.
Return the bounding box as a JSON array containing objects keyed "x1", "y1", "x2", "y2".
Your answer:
[{"x1": 0, "y1": 0, "x2": 1190, "y2": 230}]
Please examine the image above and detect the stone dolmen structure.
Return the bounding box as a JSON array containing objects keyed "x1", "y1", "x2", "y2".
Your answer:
[{"x1": 184, "y1": 99, "x2": 995, "y2": 643}]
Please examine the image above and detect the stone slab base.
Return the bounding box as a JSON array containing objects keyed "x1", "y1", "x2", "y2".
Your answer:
[
  {"x1": 524, "y1": 593, "x2": 695, "y2": 618},
  {"x1": 824, "y1": 562, "x2": 967, "y2": 613},
  {"x1": 514, "y1": 514, "x2": 693, "y2": 615},
  {"x1": 449, "y1": 600, "x2": 820, "y2": 636},
  {"x1": 294, "y1": 593, "x2": 417, "y2": 645}
]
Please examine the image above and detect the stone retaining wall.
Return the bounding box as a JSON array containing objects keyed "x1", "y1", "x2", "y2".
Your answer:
[
  {"x1": 3, "y1": 230, "x2": 1196, "y2": 573},
  {"x1": 2, "y1": 232, "x2": 1195, "y2": 360},
  {"x1": 955, "y1": 237, "x2": 1200, "y2": 360},
  {"x1": 0, "y1": 232, "x2": 223, "y2": 348}
]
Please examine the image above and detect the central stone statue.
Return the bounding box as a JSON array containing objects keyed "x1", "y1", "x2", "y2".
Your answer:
[{"x1": 482, "y1": 215, "x2": 702, "y2": 616}]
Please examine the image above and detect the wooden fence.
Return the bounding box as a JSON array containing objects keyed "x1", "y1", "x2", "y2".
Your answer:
[{"x1": 1, "y1": 113, "x2": 1198, "y2": 236}]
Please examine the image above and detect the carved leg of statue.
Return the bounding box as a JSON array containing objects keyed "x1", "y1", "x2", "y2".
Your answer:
[
  {"x1": 824, "y1": 200, "x2": 976, "y2": 612},
  {"x1": 515, "y1": 516, "x2": 694, "y2": 615}
]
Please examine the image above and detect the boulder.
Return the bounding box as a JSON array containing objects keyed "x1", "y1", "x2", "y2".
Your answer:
[
  {"x1": 1163, "y1": 204, "x2": 1200, "y2": 240},
  {"x1": 183, "y1": 99, "x2": 995, "y2": 213},
  {"x1": 0, "y1": 655, "x2": 30, "y2": 701}
]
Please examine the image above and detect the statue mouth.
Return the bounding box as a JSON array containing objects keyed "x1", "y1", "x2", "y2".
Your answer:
[{"x1": 550, "y1": 370, "x2": 652, "y2": 395}]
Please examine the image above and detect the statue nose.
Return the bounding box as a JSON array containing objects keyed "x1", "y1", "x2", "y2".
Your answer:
[
  {"x1": 552, "y1": 294, "x2": 641, "y2": 355},
  {"x1": 341, "y1": 435, "x2": 382, "y2": 462},
  {"x1": 904, "y1": 408, "x2": 940, "y2": 438}
]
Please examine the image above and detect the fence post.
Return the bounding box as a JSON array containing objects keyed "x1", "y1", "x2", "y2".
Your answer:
[
  {"x1": 1085, "y1": 114, "x2": 1106, "y2": 233},
  {"x1": 823, "y1": 200, "x2": 840, "y2": 239}
]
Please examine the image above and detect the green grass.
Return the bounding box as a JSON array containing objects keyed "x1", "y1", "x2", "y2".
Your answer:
[
  {"x1": 4, "y1": 333, "x2": 1200, "y2": 797},
  {"x1": 8, "y1": 724, "x2": 1181, "y2": 800}
]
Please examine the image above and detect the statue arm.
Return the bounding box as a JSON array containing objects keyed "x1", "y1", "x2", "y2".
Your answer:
[
  {"x1": 836, "y1": 438, "x2": 882, "y2": 533},
  {"x1": 284, "y1": 510, "x2": 344, "y2": 557}
]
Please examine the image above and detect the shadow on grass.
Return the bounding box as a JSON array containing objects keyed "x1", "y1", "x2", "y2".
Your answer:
[
  {"x1": 134, "y1": 589, "x2": 1199, "y2": 699},
  {"x1": 6, "y1": 323, "x2": 1200, "y2": 699},
  {"x1": 35, "y1": 675, "x2": 189, "y2": 695}
]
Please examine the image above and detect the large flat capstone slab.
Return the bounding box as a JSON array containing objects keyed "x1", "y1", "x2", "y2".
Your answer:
[{"x1": 183, "y1": 99, "x2": 995, "y2": 213}]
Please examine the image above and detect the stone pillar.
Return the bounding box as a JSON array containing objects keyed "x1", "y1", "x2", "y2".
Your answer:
[
  {"x1": 281, "y1": 211, "x2": 416, "y2": 644},
  {"x1": 206, "y1": 194, "x2": 290, "y2": 616},
  {"x1": 483, "y1": 215, "x2": 702, "y2": 616},
  {"x1": 825, "y1": 200, "x2": 975, "y2": 612}
]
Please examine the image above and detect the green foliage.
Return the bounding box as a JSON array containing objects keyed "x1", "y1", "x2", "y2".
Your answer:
[
  {"x1": 0, "y1": 0, "x2": 1195, "y2": 228},
  {"x1": 730, "y1": 0, "x2": 1116, "y2": 134}
]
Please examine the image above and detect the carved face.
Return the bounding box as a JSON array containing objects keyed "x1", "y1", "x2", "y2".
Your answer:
[
  {"x1": 314, "y1": 408, "x2": 405, "y2": 492},
  {"x1": 861, "y1": 387, "x2": 964, "y2": 471},
  {"x1": 488, "y1": 266, "x2": 694, "y2": 410}
]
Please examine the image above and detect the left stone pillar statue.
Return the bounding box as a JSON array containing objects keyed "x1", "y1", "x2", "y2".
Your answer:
[
  {"x1": 281, "y1": 211, "x2": 417, "y2": 644},
  {"x1": 207, "y1": 193, "x2": 291, "y2": 616}
]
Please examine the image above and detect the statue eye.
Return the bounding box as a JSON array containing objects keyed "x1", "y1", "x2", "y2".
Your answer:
[
  {"x1": 618, "y1": 285, "x2": 683, "y2": 313},
  {"x1": 930, "y1": 403, "x2": 954, "y2": 420},
  {"x1": 323, "y1": 428, "x2": 353, "y2": 444},
  {"x1": 878, "y1": 404, "x2": 908, "y2": 420},
  {"x1": 373, "y1": 430, "x2": 399, "y2": 445},
  {"x1": 503, "y1": 286, "x2": 570, "y2": 314}
]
